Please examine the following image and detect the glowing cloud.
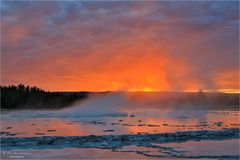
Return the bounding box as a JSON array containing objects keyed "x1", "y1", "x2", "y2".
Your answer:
[{"x1": 1, "y1": 1, "x2": 239, "y2": 92}]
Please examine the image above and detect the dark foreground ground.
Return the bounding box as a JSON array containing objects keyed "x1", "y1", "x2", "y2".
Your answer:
[{"x1": 1, "y1": 128, "x2": 239, "y2": 159}]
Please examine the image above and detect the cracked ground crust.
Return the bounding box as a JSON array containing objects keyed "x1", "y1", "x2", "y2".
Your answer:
[{"x1": 1, "y1": 128, "x2": 239, "y2": 159}]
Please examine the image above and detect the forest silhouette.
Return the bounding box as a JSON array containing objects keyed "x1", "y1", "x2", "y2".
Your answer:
[{"x1": 1, "y1": 84, "x2": 88, "y2": 109}]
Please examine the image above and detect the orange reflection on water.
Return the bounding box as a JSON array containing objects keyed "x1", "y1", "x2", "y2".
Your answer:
[
  {"x1": 1, "y1": 119, "x2": 87, "y2": 137},
  {"x1": 1, "y1": 109, "x2": 239, "y2": 137},
  {"x1": 122, "y1": 110, "x2": 239, "y2": 134}
]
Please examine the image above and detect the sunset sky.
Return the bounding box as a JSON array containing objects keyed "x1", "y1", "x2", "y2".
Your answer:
[{"x1": 1, "y1": 1, "x2": 239, "y2": 92}]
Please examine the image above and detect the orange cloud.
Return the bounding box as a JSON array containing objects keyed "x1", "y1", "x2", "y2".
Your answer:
[
  {"x1": 4, "y1": 25, "x2": 30, "y2": 43},
  {"x1": 214, "y1": 70, "x2": 239, "y2": 93},
  {"x1": 4, "y1": 46, "x2": 203, "y2": 92},
  {"x1": 1, "y1": 1, "x2": 239, "y2": 92}
]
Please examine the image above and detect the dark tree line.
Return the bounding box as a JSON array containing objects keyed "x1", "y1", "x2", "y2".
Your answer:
[{"x1": 1, "y1": 84, "x2": 88, "y2": 109}]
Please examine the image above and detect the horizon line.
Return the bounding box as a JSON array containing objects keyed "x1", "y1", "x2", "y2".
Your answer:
[{"x1": 1, "y1": 84, "x2": 239, "y2": 94}]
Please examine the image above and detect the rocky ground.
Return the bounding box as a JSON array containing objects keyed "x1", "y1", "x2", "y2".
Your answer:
[{"x1": 1, "y1": 128, "x2": 239, "y2": 159}]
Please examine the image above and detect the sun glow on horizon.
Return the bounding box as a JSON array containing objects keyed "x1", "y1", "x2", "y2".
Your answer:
[
  {"x1": 143, "y1": 88, "x2": 154, "y2": 92},
  {"x1": 126, "y1": 87, "x2": 156, "y2": 92}
]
